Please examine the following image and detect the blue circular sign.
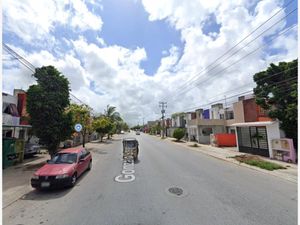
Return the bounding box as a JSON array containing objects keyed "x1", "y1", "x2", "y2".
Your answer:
[{"x1": 74, "y1": 123, "x2": 82, "y2": 132}]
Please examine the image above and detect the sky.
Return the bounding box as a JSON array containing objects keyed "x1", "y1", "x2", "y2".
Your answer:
[{"x1": 2, "y1": 0, "x2": 298, "y2": 126}]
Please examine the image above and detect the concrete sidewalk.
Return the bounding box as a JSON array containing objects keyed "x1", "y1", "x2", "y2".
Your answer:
[
  {"x1": 2, "y1": 142, "x2": 100, "y2": 209},
  {"x1": 159, "y1": 135, "x2": 298, "y2": 184},
  {"x1": 2, "y1": 152, "x2": 50, "y2": 208}
]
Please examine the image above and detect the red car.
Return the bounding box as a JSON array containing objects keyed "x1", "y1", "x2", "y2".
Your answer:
[{"x1": 31, "y1": 147, "x2": 92, "y2": 189}]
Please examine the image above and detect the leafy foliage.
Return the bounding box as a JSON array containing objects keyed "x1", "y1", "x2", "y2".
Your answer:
[
  {"x1": 104, "y1": 105, "x2": 122, "y2": 122},
  {"x1": 171, "y1": 112, "x2": 185, "y2": 119},
  {"x1": 132, "y1": 125, "x2": 142, "y2": 130},
  {"x1": 253, "y1": 59, "x2": 298, "y2": 149},
  {"x1": 104, "y1": 105, "x2": 122, "y2": 138},
  {"x1": 27, "y1": 66, "x2": 72, "y2": 157},
  {"x1": 67, "y1": 104, "x2": 92, "y2": 147},
  {"x1": 92, "y1": 117, "x2": 112, "y2": 142},
  {"x1": 173, "y1": 128, "x2": 185, "y2": 141},
  {"x1": 149, "y1": 123, "x2": 161, "y2": 135}
]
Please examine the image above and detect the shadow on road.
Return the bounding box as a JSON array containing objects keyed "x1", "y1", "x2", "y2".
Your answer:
[
  {"x1": 20, "y1": 170, "x2": 90, "y2": 201},
  {"x1": 90, "y1": 140, "x2": 114, "y2": 144},
  {"x1": 89, "y1": 148, "x2": 108, "y2": 155},
  {"x1": 134, "y1": 159, "x2": 141, "y2": 164}
]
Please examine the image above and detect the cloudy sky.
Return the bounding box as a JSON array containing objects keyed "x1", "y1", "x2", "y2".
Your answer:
[{"x1": 2, "y1": 0, "x2": 298, "y2": 125}]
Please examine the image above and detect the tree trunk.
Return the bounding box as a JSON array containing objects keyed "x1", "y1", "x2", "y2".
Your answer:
[
  {"x1": 82, "y1": 131, "x2": 85, "y2": 147},
  {"x1": 48, "y1": 143, "x2": 59, "y2": 159}
]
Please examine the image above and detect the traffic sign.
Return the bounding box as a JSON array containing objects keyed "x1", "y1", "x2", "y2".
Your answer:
[{"x1": 74, "y1": 123, "x2": 82, "y2": 132}]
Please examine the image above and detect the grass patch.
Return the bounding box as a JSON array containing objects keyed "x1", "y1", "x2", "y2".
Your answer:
[{"x1": 232, "y1": 155, "x2": 286, "y2": 171}]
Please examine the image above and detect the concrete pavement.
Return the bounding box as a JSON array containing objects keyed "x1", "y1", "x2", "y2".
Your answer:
[
  {"x1": 3, "y1": 133, "x2": 297, "y2": 225},
  {"x1": 159, "y1": 135, "x2": 298, "y2": 184},
  {"x1": 3, "y1": 152, "x2": 50, "y2": 209}
]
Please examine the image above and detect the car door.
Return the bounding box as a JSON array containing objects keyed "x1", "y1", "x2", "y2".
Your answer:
[{"x1": 77, "y1": 150, "x2": 86, "y2": 176}]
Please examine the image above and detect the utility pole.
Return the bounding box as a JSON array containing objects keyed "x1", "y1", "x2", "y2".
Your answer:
[
  {"x1": 159, "y1": 101, "x2": 167, "y2": 138},
  {"x1": 224, "y1": 95, "x2": 227, "y2": 120}
]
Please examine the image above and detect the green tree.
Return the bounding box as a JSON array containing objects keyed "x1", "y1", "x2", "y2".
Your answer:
[
  {"x1": 67, "y1": 104, "x2": 92, "y2": 147},
  {"x1": 173, "y1": 128, "x2": 185, "y2": 141},
  {"x1": 92, "y1": 117, "x2": 112, "y2": 142},
  {"x1": 104, "y1": 105, "x2": 122, "y2": 122},
  {"x1": 27, "y1": 66, "x2": 72, "y2": 157},
  {"x1": 132, "y1": 125, "x2": 142, "y2": 130},
  {"x1": 253, "y1": 59, "x2": 298, "y2": 149},
  {"x1": 104, "y1": 105, "x2": 122, "y2": 138}
]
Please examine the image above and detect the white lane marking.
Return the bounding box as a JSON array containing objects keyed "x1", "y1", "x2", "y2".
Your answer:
[{"x1": 115, "y1": 159, "x2": 135, "y2": 183}]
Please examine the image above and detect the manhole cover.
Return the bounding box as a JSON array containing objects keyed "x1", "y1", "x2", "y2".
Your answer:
[{"x1": 168, "y1": 187, "x2": 183, "y2": 196}]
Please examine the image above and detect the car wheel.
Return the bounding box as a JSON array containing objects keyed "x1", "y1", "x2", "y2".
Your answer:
[
  {"x1": 87, "y1": 161, "x2": 92, "y2": 170},
  {"x1": 70, "y1": 173, "x2": 77, "y2": 187}
]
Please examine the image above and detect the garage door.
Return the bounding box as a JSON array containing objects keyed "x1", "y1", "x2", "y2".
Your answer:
[{"x1": 237, "y1": 126, "x2": 269, "y2": 157}]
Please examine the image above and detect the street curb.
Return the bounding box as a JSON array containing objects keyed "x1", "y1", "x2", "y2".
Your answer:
[{"x1": 151, "y1": 135, "x2": 297, "y2": 184}]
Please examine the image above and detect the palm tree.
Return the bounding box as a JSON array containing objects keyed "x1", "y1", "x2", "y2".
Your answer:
[
  {"x1": 104, "y1": 105, "x2": 122, "y2": 138},
  {"x1": 104, "y1": 105, "x2": 122, "y2": 122}
]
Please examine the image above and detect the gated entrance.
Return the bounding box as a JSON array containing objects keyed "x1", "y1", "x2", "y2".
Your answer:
[{"x1": 237, "y1": 126, "x2": 269, "y2": 157}]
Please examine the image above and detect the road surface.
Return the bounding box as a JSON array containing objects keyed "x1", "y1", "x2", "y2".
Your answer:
[{"x1": 3, "y1": 133, "x2": 297, "y2": 225}]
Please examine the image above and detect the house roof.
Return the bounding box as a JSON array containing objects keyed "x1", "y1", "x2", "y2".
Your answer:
[{"x1": 230, "y1": 121, "x2": 278, "y2": 127}]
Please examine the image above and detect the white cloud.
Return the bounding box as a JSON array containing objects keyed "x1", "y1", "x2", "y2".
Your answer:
[
  {"x1": 3, "y1": 0, "x2": 103, "y2": 43},
  {"x1": 2, "y1": 0, "x2": 297, "y2": 125},
  {"x1": 70, "y1": 0, "x2": 103, "y2": 31},
  {"x1": 96, "y1": 36, "x2": 106, "y2": 46}
]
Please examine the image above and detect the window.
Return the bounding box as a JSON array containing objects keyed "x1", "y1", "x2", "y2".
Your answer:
[
  {"x1": 48, "y1": 153, "x2": 77, "y2": 164},
  {"x1": 81, "y1": 149, "x2": 87, "y2": 158},
  {"x1": 202, "y1": 128, "x2": 213, "y2": 136}
]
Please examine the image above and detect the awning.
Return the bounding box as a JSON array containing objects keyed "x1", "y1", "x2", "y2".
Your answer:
[{"x1": 230, "y1": 121, "x2": 277, "y2": 127}]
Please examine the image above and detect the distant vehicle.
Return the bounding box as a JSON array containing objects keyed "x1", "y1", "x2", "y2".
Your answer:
[
  {"x1": 136, "y1": 131, "x2": 140, "y2": 135},
  {"x1": 120, "y1": 130, "x2": 125, "y2": 134},
  {"x1": 31, "y1": 147, "x2": 92, "y2": 189},
  {"x1": 122, "y1": 138, "x2": 139, "y2": 161},
  {"x1": 24, "y1": 143, "x2": 40, "y2": 156}
]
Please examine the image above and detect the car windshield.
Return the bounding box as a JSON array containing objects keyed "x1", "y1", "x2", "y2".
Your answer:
[{"x1": 48, "y1": 153, "x2": 77, "y2": 164}]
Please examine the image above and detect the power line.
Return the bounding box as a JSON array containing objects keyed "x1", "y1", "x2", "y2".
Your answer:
[
  {"x1": 2, "y1": 43, "x2": 93, "y2": 110},
  {"x1": 204, "y1": 66, "x2": 298, "y2": 102},
  {"x1": 166, "y1": 7, "x2": 297, "y2": 103},
  {"x1": 164, "y1": 2, "x2": 296, "y2": 101},
  {"x1": 161, "y1": 75, "x2": 297, "y2": 117},
  {"x1": 146, "y1": 67, "x2": 297, "y2": 122},
  {"x1": 168, "y1": 22, "x2": 297, "y2": 104}
]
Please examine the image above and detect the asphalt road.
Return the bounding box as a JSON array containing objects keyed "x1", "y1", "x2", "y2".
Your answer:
[{"x1": 3, "y1": 133, "x2": 297, "y2": 225}]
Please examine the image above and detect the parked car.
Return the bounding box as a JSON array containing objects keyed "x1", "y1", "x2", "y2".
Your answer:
[
  {"x1": 120, "y1": 130, "x2": 125, "y2": 134},
  {"x1": 136, "y1": 131, "x2": 140, "y2": 135},
  {"x1": 25, "y1": 143, "x2": 40, "y2": 156},
  {"x1": 31, "y1": 147, "x2": 92, "y2": 189}
]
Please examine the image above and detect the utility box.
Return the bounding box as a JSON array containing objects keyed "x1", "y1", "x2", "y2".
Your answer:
[
  {"x1": 15, "y1": 139, "x2": 25, "y2": 163},
  {"x1": 3, "y1": 138, "x2": 17, "y2": 169},
  {"x1": 271, "y1": 138, "x2": 296, "y2": 163}
]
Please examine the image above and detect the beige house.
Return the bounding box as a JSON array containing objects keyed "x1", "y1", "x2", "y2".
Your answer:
[{"x1": 187, "y1": 108, "x2": 226, "y2": 144}]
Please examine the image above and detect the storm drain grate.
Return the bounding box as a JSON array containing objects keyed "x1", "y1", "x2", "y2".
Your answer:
[{"x1": 168, "y1": 187, "x2": 183, "y2": 196}]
